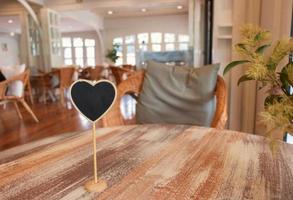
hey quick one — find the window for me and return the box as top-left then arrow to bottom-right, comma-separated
138,33 -> 148,51
125,35 -> 136,65
151,32 -> 162,52
85,39 -> 95,66
178,34 -> 189,50
61,37 -> 96,67
164,33 -> 175,51
62,38 -> 73,65
113,37 -> 123,65
112,33 -> 189,65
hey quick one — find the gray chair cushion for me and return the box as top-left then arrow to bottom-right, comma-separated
136,60 -> 220,126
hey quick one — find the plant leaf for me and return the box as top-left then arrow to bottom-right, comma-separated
255,44 -> 270,54
223,60 -> 250,75
254,33 -> 261,41
237,74 -> 253,86
235,43 -> 247,50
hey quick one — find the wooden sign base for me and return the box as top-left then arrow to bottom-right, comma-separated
85,179 -> 107,192
84,122 -> 108,192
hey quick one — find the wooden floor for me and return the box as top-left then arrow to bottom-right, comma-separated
0,94 -> 136,151
0,100 -> 92,151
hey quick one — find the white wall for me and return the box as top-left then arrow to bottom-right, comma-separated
0,33 -> 20,66
103,14 -> 189,50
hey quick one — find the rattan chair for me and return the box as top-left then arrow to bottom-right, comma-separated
102,70 -> 227,129
0,69 -> 39,122
54,67 -> 76,105
122,64 -> 135,70
110,66 -> 133,85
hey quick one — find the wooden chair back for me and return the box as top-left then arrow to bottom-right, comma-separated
89,65 -> 103,80
102,70 -> 227,129
110,66 -> 132,85
59,67 -> 76,88
122,64 -> 135,70
0,69 -> 29,99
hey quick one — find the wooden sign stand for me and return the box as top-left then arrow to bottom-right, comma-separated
69,80 -> 117,193
84,122 -> 107,192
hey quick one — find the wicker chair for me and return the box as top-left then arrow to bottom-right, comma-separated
0,69 -> 39,122
102,70 -> 227,129
122,64 -> 135,70
110,66 -> 133,85
53,67 -> 76,105
79,66 -> 104,80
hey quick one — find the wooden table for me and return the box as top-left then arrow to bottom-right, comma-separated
0,125 -> 292,199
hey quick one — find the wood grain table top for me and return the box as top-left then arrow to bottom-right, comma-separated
0,124 -> 292,200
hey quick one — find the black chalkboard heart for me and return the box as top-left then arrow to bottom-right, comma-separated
70,80 -> 117,122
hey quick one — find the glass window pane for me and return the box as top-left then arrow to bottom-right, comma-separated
64,59 -> 73,65
117,52 -> 123,57
138,33 -> 149,44
85,39 -> 95,46
164,33 -> 175,43
64,48 -> 72,58
179,43 -> 189,50
86,47 -> 95,58
152,44 -> 161,52
151,33 -> 162,43
113,37 -> 123,45
115,44 -> 123,53
116,57 -> 123,66
139,44 -> 148,51
126,45 -> 135,53
87,58 -> 95,66
62,37 -> 71,47
126,45 -> 135,65
165,43 -> 175,51
126,56 -> 135,65
73,38 -> 83,47
178,35 -> 189,42
125,35 -> 135,44
75,47 -> 83,58
76,58 -> 84,67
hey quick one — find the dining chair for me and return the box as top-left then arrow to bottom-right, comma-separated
0,69 -> 39,123
25,72 -> 34,104
102,70 -> 227,129
88,65 -> 104,80
122,64 -> 135,70
110,66 -> 133,85
54,67 -> 77,105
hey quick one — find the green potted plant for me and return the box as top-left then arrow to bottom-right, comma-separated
106,43 -> 120,64
224,24 -> 293,143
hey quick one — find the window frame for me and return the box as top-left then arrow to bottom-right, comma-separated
112,33 -> 190,65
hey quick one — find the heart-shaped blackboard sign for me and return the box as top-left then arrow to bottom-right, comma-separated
70,80 -> 117,122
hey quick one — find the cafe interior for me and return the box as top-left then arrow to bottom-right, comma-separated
0,0 -> 292,199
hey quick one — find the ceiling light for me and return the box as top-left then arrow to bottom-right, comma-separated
108,10 -> 113,15
10,32 -> 15,36
141,8 -> 147,12
177,5 -> 183,10
8,19 -> 13,24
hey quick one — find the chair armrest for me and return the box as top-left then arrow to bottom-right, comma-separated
0,70 -> 28,98
102,70 -> 145,127
211,76 -> 227,129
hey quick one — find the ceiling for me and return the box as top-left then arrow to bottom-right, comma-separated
45,0 -> 188,18
0,0 -> 189,34
0,15 -> 21,34
60,17 -> 94,32
0,15 -> 93,34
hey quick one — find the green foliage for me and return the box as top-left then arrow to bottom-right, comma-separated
255,44 -> 270,54
106,43 -> 120,63
223,60 -> 250,75
237,74 -> 253,86
224,24 -> 293,139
